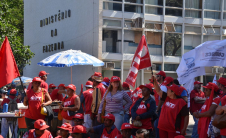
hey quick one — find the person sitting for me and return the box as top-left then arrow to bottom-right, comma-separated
55,123 -> 72,138
73,113 -> 84,126
115,123 -> 135,138
135,129 -> 150,138
71,125 -> 88,138
87,113 -> 120,138
22,119 -> 53,138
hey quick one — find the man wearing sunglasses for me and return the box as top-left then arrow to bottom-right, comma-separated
27,71 -> 49,91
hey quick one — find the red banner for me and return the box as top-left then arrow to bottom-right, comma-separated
125,35 -> 151,87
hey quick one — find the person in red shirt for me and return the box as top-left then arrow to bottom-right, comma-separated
115,123 -> 135,138
153,76 -> 189,138
193,82 -> 221,138
59,84 -> 80,126
49,83 -> 56,94
27,71 -> 49,91
80,81 -> 93,128
55,123 -> 72,138
71,125 -> 88,138
23,77 -> 52,130
22,119 -> 53,138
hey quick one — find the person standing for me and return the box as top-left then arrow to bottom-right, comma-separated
102,77 -> 110,89
27,71 -> 49,91
98,76 -> 132,130
48,83 -> 56,94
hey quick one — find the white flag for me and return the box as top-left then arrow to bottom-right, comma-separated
212,74 -> 217,84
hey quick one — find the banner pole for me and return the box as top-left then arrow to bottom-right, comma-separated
18,76 -> 25,94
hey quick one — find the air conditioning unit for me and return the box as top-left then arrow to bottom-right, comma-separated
132,17 -> 143,28
212,68 -> 225,73
103,62 -> 115,69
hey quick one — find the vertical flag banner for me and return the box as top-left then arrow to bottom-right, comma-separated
125,35 -> 151,87
0,37 -> 20,88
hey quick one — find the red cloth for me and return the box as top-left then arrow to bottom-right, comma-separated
27,129 -> 52,138
133,101 -> 152,129
82,88 -> 93,115
154,89 -> 159,106
61,94 -> 78,120
25,89 -> 47,120
130,87 -> 142,114
50,89 -> 63,113
27,81 -> 48,91
116,134 -> 135,138
158,97 -> 187,133
190,89 -> 205,113
1,96 -> 20,106
101,126 -> 121,138
55,136 -> 72,138
96,83 -> 106,98
220,95 -> 226,136
159,129 -> 179,138
0,36 -> 20,88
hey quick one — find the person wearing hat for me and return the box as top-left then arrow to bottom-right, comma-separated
22,119 -> 53,138
80,81 -> 93,128
59,84 -> 80,126
98,76 -> 132,130
131,83 -> 156,136
49,83 -> 56,94
88,113 -> 120,138
27,70 -> 49,91
102,77 -> 110,89
73,113 -> 84,126
71,125 -> 88,138
193,82 -> 221,138
153,76 -> 189,137
7,84 -> 18,96
115,123 -> 135,138
23,77 -> 52,130
55,123 -> 72,138
91,72 -> 106,126
1,89 -> 20,138
217,77 -> 226,97
189,81 -> 206,138
122,82 -> 133,123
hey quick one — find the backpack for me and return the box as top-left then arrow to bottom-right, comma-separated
7,97 -> 18,122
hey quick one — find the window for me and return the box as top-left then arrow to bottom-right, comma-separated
166,0 -> 183,7
185,26 -> 201,34
165,9 -> 182,17
203,35 -> 220,42
145,23 -> 162,30
203,26 -> 220,35
224,12 -> 226,19
204,11 -> 221,19
184,34 -> 201,53
164,64 -> 179,71
124,4 -> 143,13
103,2 -> 122,11
185,10 -> 202,18
102,29 -> 121,53
164,33 -> 182,56
146,32 -> 162,55
152,63 -> 162,70
145,6 -> 163,15
165,24 -> 182,33
125,0 -> 143,4
185,0 -> 202,9
124,18 -> 143,28
103,19 -> 121,27
204,0 -> 221,10
145,0 -> 163,6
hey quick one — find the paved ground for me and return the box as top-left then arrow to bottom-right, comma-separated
185,114 -> 195,138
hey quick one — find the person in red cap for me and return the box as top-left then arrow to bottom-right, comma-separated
102,77 -> 110,89
59,84 -> 80,126
189,80 -> 205,138
48,83 -> 56,94
1,89 -> 20,138
55,123 -> 72,138
115,123 -> 135,138
22,119 -> 53,138
131,83 -> 156,136
72,113 -> 84,126
88,113 -> 120,138
71,125 -> 88,138
91,72 -> 106,127
27,71 -> 49,91
193,82 -> 221,138
23,77 -> 52,130
217,77 -> 226,97
98,76 -> 132,130
153,76 -> 189,138
80,81 -> 93,128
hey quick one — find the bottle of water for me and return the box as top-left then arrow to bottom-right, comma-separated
3,103 -> 8,113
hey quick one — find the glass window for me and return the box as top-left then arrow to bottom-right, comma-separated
204,0 -> 221,10
204,11 -> 221,19
102,29 -> 121,53
145,6 -> 163,15
203,35 -> 220,42
223,27 -> 226,35
146,32 -> 162,56
124,5 -> 143,13
164,64 -> 179,71
165,8 -> 182,17
103,2 -> 122,11
124,18 -> 143,28
165,24 -> 182,33
145,23 -> 162,30
103,19 -> 121,27
185,0 -> 202,9
164,33 -> 182,56
184,34 -> 201,53
203,27 -> 220,35
125,0 -> 143,4
185,10 -> 202,18
104,0 -> 122,1
223,12 -> 226,19
224,0 -> 226,10
145,0 -> 163,5
152,63 -> 162,71
185,26 -> 201,34
166,0 -> 183,7
223,36 -> 226,40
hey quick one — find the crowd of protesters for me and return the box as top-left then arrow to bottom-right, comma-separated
0,70 -> 225,138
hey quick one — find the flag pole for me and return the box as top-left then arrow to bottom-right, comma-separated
18,76 -> 25,94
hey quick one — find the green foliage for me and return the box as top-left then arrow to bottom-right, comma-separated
164,33 -> 182,56
0,0 -> 34,74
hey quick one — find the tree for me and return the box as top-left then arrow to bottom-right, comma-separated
0,0 -> 34,74
164,33 -> 182,56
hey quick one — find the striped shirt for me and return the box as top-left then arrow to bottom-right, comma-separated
98,90 -> 132,113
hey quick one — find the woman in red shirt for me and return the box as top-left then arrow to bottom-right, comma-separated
153,76 -> 189,138
193,82 -> 221,138
23,77 -> 52,130
60,84 -> 80,126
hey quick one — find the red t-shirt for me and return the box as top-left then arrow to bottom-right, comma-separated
101,127 -> 121,138
23,129 -> 52,138
61,94 -> 78,120
50,89 -> 63,113
27,81 -> 48,91
158,97 -> 187,132
25,89 -> 47,120
116,135 -> 135,138
96,83 -> 106,98
83,88 -> 93,115
220,95 -> 226,136
190,89 -> 205,113
1,96 -> 20,106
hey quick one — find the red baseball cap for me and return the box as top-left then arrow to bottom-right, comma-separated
73,113 -> 84,120
202,82 -> 219,92
217,77 -> 226,87
10,89 -> 17,95
162,77 -> 174,86
49,84 -> 56,89
92,72 -> 103,82
122,82 -> 130,88
102,113 -> 115,122
58,84 -> 66,88
66,84 -> 76,91
32,77 -> 42,82
103,77 -> 110,83
34,119 -> 49,130
85,81 -> 93,88
167,84 -> 181,96
194,81 -> 203,85
139,83 -> 153,91
58,123 -> 72,133
156,71 -> 166,78
179,86 -> 187,95
121,123 -> 133,130
39,71 -> 49,77
110,76 -> 121,82
71,125 -> 86,134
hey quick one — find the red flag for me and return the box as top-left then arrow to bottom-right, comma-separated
0,36 -> 20,88
125,35 -> 151,87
